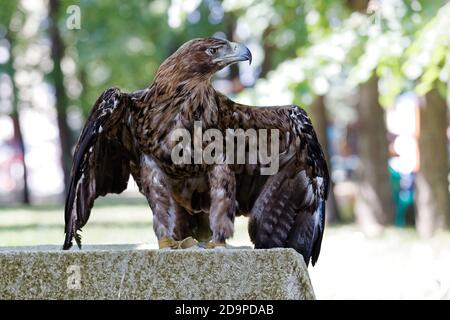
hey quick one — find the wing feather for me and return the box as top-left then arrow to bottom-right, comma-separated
63,88 -> 132,250
222,94 -> 329,266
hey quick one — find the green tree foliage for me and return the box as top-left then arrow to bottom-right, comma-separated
404,2 -> 450,97
60,0 -> 227,115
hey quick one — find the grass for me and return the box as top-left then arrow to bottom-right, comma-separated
0,194 -> 252,247
1,195 -> 449,299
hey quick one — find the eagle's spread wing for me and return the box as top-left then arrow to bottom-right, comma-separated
63,88 -> 133,250
249,154 -> 328,266
223,96 -> 329,266
252,107 -> 329,266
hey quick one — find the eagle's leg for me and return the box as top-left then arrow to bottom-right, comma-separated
207,164 -> 236,247
139,155 -> 189,249
173,204 -> 194,240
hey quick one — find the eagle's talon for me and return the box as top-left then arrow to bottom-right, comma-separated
206,241 -> 227,249
158,236 -> 199,249
158,236 -> 178,249
178,236 -> 199,249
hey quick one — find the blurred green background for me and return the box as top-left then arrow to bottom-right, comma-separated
0,0 -> 449,299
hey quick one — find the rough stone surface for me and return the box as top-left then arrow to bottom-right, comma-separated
0,245 -> 315,300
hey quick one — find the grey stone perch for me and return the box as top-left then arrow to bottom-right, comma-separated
0,245 -> 315,300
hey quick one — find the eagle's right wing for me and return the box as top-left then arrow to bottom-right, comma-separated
218,92 -> 329,266
247,106 -> 329,266
63,88 -> 134,250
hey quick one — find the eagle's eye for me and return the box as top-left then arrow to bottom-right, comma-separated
206,47 -> 219,56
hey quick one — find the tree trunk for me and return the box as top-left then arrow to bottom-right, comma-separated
225,13 -> 243,93
10,113 -> 30,204
260,26 -> 275,79
346,0 -> 369,13
5,32 -> 30,205
49,0 -> 72,195
415,87 -> 450,237
310,95 -> 341,223
78,67 -> 90,119
355,75 -> 394,234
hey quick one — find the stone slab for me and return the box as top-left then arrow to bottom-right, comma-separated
0,245 -> 315,300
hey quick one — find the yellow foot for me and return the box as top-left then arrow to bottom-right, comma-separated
158,236 -> 198,249
206,241 -> 227,249
178,236 -> 199,249
158,237 -> 178,249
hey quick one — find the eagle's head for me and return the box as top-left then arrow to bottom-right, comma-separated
155,37 -> 252,83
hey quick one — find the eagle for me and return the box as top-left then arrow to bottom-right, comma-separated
63,38 -> 329,266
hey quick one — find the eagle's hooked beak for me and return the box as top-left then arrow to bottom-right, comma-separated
214,41 -> 252,66
231,42 -> 252,65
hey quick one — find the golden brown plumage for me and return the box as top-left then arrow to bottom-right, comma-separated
63,38 -> 329,266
